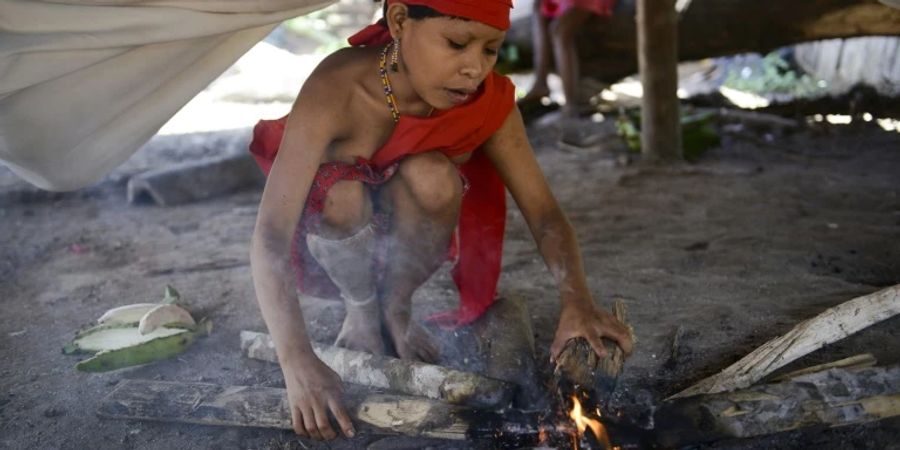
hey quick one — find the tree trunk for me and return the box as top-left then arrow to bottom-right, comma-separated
504,0 -> 900,83
637,0 -> 682,162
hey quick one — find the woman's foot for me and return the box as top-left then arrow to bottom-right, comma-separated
383,301 -> 440,363
334,303 -> 386,355
519,84 -> 551,105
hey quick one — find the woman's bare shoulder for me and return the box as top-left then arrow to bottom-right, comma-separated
303,47 -> 375,92
283,46 -> 380,149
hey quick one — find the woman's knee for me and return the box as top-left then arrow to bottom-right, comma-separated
398,152 -> 463,216
320,180 -> 372,235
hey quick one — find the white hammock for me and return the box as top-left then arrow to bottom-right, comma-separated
0,0 -> 336,191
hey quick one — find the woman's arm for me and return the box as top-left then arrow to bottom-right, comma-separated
482,106 -> 634,360
250,59 -> 354,440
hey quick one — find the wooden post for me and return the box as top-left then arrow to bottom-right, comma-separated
637,0 -> 683,162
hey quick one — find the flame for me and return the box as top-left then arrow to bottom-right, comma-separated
568,395 -> 616,449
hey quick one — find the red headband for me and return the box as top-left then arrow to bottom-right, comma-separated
348,0 -> 513,46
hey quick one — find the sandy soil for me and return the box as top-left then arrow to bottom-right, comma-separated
1,119 -> 898,449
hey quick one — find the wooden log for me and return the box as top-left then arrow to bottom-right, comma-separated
503,0 -> 900,83
637,0 -> 683,162
96,379 -> 553,444
669,285 -> 900,399
655,365 -> 900,446
97,379 -> 469,439
241,330 -> 515,408
473,295 -> 542,408
553,299 -> 630,400
126,152 -> 263,206
771,353 -> 877,382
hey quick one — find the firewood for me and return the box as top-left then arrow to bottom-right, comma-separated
97,379 -> 471,439
553,299 -> 630,399
655,365 -> 900,446
473,295 -> 542,407
240,331 -> 514,408
771,353 -> 877,382
669,285 -> 900,399
96,379 -> 554,444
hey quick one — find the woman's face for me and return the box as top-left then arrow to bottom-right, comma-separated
395,13 -> 505,110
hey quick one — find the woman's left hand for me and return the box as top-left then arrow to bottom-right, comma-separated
550,299 -> 634,362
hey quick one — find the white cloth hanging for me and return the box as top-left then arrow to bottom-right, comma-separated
0,0 -> 336,190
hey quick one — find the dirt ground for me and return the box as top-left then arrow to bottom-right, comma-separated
1,117 -> 899,449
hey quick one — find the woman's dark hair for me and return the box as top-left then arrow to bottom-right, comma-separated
382,2 -> 467,22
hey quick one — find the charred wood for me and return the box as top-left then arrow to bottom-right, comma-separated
473,295 -> 543,408
553,299 -> 630,402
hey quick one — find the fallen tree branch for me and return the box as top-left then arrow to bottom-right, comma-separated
656,365 -> 900,446
241,331 -> 514,408
669,284 -> 900,400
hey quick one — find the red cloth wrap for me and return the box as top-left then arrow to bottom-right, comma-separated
539,0 -> 617,18
348,0 -> 513,47
251,4 -> 516,325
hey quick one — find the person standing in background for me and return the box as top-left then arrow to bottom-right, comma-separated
519,0 -> 617,119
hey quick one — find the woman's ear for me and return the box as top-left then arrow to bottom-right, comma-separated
385,2 -> 409,39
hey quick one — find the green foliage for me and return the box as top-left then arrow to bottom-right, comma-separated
615,109 -> 721,162
495,43 -> 522,75
723,52 -> 824,98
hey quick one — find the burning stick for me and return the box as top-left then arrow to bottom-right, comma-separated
241,330 -> 515,408
552,299 -> 631,450
553,299 -> 630,400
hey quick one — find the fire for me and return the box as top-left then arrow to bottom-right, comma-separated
568,395 -> 618,450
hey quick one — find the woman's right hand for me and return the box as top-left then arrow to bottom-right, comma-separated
283,356 -> 356,440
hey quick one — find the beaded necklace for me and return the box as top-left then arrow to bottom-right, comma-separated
379,44 -> 401,123
378,43 -> 434,123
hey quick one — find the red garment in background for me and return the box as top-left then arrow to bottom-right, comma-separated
250,69 -> 515,327
540,0 -> 617,18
